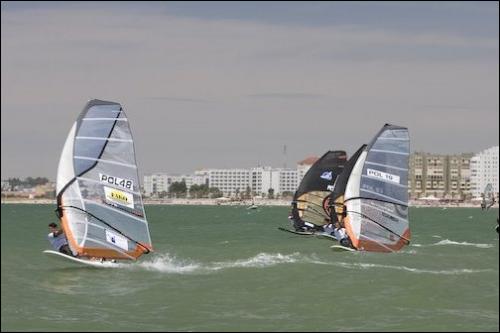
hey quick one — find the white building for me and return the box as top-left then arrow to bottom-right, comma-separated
143,173 -> 170,196
470,146 -> 499,198
144,156 -> 317,198
208,169 -> 251,197
144,172 -> 209,197
297,156 -> 319,185
208,167 -> 299,198
279,169 -> 299,195
251,167 -> 281,197
193,170 -> 209,187
1,180 -> 10,191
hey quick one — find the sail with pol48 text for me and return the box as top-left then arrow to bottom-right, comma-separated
54,99 -> 153,260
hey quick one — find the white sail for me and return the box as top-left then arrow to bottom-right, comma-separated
343,124 -> 410,252
56,100 -> 152,260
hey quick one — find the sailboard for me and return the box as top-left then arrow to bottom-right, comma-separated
278,227 -> 337,240
342,124 -> 411,253
481,183 -> 495,210
292,151 -> 348,229
247,198 -> 259,210
52,99 -> 153,262
330,245 -> 356,252
43,250 -> 119,268
278,227 -> 316,236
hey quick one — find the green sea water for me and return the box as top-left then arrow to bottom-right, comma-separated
1,204 -> 498,332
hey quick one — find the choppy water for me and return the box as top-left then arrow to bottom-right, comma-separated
1,204 -> 498,331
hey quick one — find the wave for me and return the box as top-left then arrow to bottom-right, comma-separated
410,239 -> 493,249
133,253 -> 203,273
210,252 -> 305,270
128,252 -> 321,274
432,239 -> 494,248
329,262 -> 493,275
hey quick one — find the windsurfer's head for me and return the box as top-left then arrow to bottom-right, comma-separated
48,222 -> 58,231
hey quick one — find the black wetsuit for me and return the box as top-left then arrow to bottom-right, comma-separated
291,207 -> 306,231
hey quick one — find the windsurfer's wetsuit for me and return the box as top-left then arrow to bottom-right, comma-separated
333,227 -> 353,248
290,204 -> 324,232
290,206 -> 307,231
47,231 -> 73,256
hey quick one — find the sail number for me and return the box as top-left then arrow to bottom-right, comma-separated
99,173 -> 134,190
367,168 -> 400,184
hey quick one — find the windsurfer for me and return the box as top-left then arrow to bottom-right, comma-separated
322,218 -> 335,235
47,222 -> 74,256
289,202 -> 307,231
289,202 -> 324,232
333,221 -> 353,248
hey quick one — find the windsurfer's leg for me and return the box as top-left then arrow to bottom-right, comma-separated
59,244 -> 73,256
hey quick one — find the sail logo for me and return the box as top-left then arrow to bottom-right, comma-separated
105,229 -> 128,251
99,173 -> 133,190
104,186 -> 134,208
367,168 -> 400,184
320,171 -> 333,180
327,185 -> 335,191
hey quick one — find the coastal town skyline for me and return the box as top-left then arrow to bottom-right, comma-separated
1,145 -> 498,182
2,2 -> 498,179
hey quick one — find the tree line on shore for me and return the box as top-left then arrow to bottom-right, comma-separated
151,181 -> 294,199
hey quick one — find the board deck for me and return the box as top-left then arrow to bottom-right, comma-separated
43,250 -> 121,268
278,227 -> 338,241
316,232 -> 337,241
330,245 -> 356,252
277,227 -> 316,235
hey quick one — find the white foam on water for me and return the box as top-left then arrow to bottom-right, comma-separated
132,253 -> 202,273
209,252 -> 306,270
329,262 -> 493,275
130,252 -> 323,274
410,239 -> 493,248
432,239 -> 494,248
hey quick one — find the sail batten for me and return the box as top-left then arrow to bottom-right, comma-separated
56,99 -> 152,260
370,149 -> 409,156
364,161 -> 408,172
74,156 -> 138,169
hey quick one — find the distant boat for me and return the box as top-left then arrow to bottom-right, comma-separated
51,99 -> 153,262
481,183 -> 495,210
291,150 -> 347,229
247,198 -> 258,209
338,124 -> 411,252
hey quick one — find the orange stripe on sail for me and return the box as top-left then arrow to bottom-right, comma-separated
357,228 -> 411,253
60,208 -> 83,254
75,246 -> 148,260
343,215 -> 359,249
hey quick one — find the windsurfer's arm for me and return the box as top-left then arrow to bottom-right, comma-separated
53,229 -> 64,237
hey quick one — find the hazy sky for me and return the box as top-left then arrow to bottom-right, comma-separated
1,1 -> 499,180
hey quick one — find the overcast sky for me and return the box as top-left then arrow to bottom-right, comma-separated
1,1 -> 498,180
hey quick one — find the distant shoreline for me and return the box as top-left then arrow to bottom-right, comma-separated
1,198 -> 497,208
